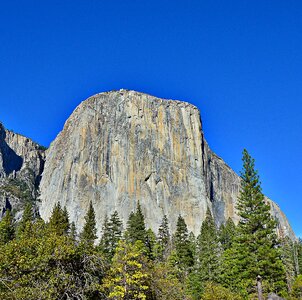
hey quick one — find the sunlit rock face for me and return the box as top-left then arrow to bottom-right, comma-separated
39,90 -> 295,238
0,123 -> 46,218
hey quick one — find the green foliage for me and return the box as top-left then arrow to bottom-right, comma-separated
173,215 -> 194,269
148,261 -> 188,300
125,201 -> 147,244
17,202 -> 34,237
297,238 -> 302,275
0,217 -> 105,299
201,282 -> 243,300
80,201 -> 97,246
219,218 -> 236,251
281,236 -> 297,291
48,202 -> 70,236
102,240 -> 149,299
291,275 -> 302,299
157,214 -> 171,260
99,211 -> 123,259
221,149 -> 287,296
187,210 -> 221,299
0,210 -> 15,245
197,208 -> 220,282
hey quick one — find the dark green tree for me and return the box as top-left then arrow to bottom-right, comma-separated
219,218 -> 236,251
280,236 -> 298,291
145,228 -> 157,260
223,149 -> 287,296
70,221 -> 77,242
125,201 -> 146,244
297,238 -> 302,275
173,215 -> 194,269
157,214 -> 171,260
0,210 -> 15,244
197,208 -> 221,282
48,203 -> 70,235
80,201 -> 97,245
16,202 -> 34,237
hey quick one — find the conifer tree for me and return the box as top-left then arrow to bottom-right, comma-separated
125,201 -> 146,244
219,218 -> 236,251
224,149 -> 287,295
99,214 -> 110,256
173,215 -> 194,269
281,236 -> 297,291
197,208 -> 220,282
102,240 -> 149,299
16,202 -> 34,237
157,214 -> 171,260
70,221 -> 77,242
48,203 -> 70,235
108,210 -> 123,255
0,210 -> 15,244
80,201 -> 97,245
145,228 -> 157,260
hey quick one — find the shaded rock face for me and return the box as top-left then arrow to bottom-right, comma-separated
39,90 -> 294,238
0,123 -> 46,218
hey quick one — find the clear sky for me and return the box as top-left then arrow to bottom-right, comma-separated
0,1 -> 301,235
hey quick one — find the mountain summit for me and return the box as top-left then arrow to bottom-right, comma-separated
35,90 -> 294,238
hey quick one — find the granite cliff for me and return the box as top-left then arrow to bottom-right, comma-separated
37,90 -> 294,238
0,123 -> 46,219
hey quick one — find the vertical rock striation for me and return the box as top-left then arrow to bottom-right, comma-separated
38,90 -> 294,238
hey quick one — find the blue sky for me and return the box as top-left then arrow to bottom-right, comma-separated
0,1 -> 301,235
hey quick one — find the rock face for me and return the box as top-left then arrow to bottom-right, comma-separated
39,90 -> 294,238
0,123 -> 46,218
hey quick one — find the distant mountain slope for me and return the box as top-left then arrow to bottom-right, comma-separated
0,123 -> 46,218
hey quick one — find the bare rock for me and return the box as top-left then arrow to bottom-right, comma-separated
38,90 -> 295,238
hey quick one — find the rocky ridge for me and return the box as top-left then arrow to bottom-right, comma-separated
0,123 -> 46,218
37,90 -> 294,239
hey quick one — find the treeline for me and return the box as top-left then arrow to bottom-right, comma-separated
0,150 -> 301,299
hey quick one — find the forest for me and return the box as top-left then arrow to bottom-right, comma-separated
0,150 -> 301,300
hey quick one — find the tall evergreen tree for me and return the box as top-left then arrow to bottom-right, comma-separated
125,201 -> 146,244
48,203 -> 70,235
80,201 -> 97,245
173,215 -> 194,269
70,221 -> 77,242
0,210 -> 15,244
16,202 -> 34,237
223,149 -> 287,295
157,214 -> 171,260
219,218 -> 236,251
280,236 -> 297,291
197,208 -> 220,282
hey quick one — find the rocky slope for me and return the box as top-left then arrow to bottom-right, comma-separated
39,90 -> 294,238
0,123 -> 46,218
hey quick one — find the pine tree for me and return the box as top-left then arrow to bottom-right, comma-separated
107,210 -> 123,256
173,215 -> 194,269
48,203 -> 70,235
125,201 -> 146,244
219,218 -> 236,251
80,201 -> 97,245
297,239 -> 302,275
16,202 -> 34,237
280,236 -> 297,291
70,221 -> 77,242
102,240 -> 149,299
157,214 -> 171,260
0,210 -> 15,244
224,149 -> 287,295
99,214 -> 112,258
197,208 -> 220,282
145,228 -> 157,260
